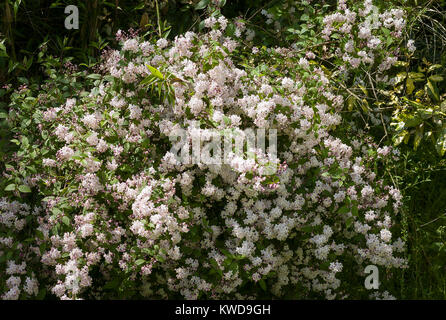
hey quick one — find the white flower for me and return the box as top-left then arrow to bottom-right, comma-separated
358,26 -> 372,39
344,40 -> 354,53
189,96 -> 204,116
82,114 -> 101,129
407,39 -> 416,53
86,132 -> 99,146
156,38 -> 168,49
380,229 -> 392,242
57,146 -> 74,161
298,57 -> 310,70
329,261 -> 343,273
122,39 -> 139,53
281,77 -> 294,90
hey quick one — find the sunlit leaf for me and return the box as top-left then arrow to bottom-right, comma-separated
393,130 -> 408,146
18,185 -> 31,193
195,0 -> 210,10
429,75 -> 444,82
146,65 -> 164,80
426,80 -> 440,102
435,127 -> 446,156
347,96 -> 355,111
406,78 -> 415,95
4,184 -> 16,191
428,64 -> 443,72
408,72 -> 425,81
414,124 -> 424,150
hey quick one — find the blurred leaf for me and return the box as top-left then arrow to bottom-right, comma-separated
393,130 -> 409,146
5,184 -> 16,191
146,65 -> 164,80
259,279 -> 267,291
337,205 -> 350,214
408,72 -> 425,81
347,96 -> 355,111
436,126 -> 446,156
135,259 -> 145,266
426,80 -> 440,102
429,75 -> 444,82
414,124 -> 424,150
428,64 -> 443,72
18,185 -> 31,193
406,78 -> 415,95
195,0 -> 210,10
140,12 -> 149,29
62,216 -> 70,226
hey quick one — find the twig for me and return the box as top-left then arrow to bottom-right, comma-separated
420,213 -> 446,228
155,0 -> 162,38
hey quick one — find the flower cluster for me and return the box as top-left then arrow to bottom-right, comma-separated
2,0 -> 408,300
322,0 -> 412,83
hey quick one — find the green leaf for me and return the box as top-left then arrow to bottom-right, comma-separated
104,278 -> 121,289
62,216 -> 70,226
133,3 -> 145,10
259,279 -> 267,291
381,27 -> 390,36
406,78 -> 415,95
223,116 -> 231,126
414,124 -> 424,150
429,75 -> 444,82
337,205 -> 350,214
402,97 -> 424,109
404,114 -> 423,127
36,288 -> 46,300
393,130 -> 409,146
351,203 -> 358,217
347,96 -> 355,111
346,217 -> 354,228
395,61 -> 409,67
0,40 -> 7,57
156,254 -> 166,263
146,65 -> 164,80
408,72 -> 425,81
435,127 -> 446,156
426,80 -> 440,102
18,185 -> 31,193
441,100 -> 446,113
4,184 -> 16,191
86,74 -> 102,80
51,207 -> 62,216
301,14 -> 309,21
140,75 -> 156,86
135,259 -> 145,266
195,0 -> 210,9
320,261 -> 330,270
428,64 -> 443,72
358,84 -> 368,97
36,230 -> 44,240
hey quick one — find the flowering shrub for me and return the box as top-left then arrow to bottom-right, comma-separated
1,1 -> 410,300
323,0 -> 408,76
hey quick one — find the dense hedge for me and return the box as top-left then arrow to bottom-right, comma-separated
1,0 -> 446,299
